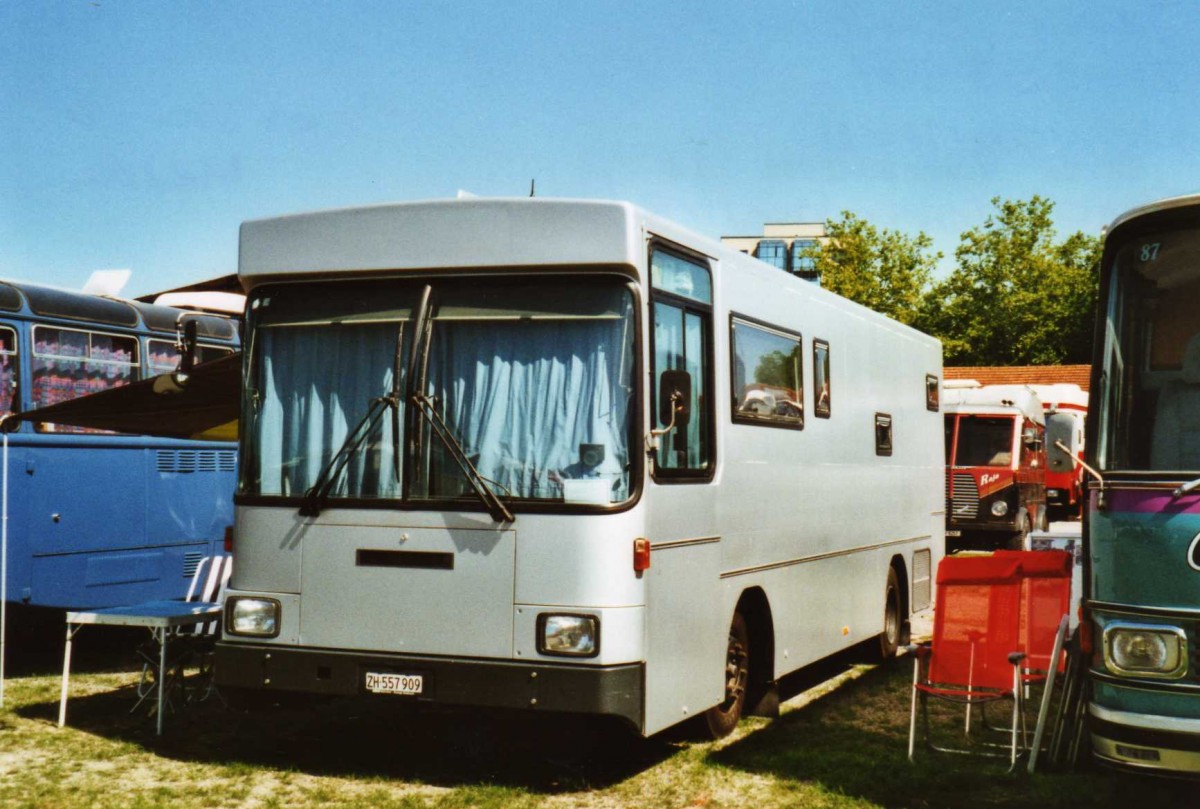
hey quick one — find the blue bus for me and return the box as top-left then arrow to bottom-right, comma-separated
0,280 -> 239,609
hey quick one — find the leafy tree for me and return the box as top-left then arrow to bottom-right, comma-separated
753,346 -> 803,389
797,212 -> 941,327
918,196 -> 1101,366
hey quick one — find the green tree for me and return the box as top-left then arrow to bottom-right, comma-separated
753,346 -> 803,389
798,212 -> 942,327
918,196 -> 1101,366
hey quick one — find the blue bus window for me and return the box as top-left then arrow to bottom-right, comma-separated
0,327 -> 15,417
32,325 -> 138,433
147,338 -> 233,376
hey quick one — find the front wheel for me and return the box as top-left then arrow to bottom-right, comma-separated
703,612 -> 749,739
1008,512 -> 1031,550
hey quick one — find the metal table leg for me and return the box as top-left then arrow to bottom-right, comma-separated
157,628 -> 167,736
58,622 -> 82,728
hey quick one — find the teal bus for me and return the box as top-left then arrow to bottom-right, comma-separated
1087,194 -> 1200,774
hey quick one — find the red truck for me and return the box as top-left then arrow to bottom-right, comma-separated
943,382 -> 1048,553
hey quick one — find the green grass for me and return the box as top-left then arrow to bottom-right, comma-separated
0,649 -> 1194,809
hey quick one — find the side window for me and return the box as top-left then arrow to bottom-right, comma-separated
0,326 -> 17,418
147,337 -> 234,376
813,339 -> 831,418
875,412 -> 894,456
650,248 -> 713,477
730,316 -> 803,428
926,374 -> 940,411
32,326 -> 138,433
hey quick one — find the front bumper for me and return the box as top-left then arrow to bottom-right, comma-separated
214,641 -> 645,731
1090,703 -> 1200,776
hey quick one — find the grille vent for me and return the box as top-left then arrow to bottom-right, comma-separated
157,450 -> 236,474
949,473 -> 979,520
182,552 -> 204,579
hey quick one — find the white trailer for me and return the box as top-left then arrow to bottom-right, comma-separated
1029,383 -> 1088,519
215,198 -> 944,737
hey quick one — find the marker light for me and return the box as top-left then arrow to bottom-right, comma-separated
634,538 -> 651,572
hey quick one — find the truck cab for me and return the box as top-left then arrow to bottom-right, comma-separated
943,381 -> 1047,553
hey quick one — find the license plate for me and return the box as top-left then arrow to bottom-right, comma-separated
364,671 -> 424,696
945,530 -> 961,537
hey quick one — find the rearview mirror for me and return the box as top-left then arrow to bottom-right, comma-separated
176,318 -> 199,375
658,370 -> 692,430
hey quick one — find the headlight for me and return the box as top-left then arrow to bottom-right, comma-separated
1103,624 -> 1187,679
538,613 -> 599,657
991,500 -> 1009,517
226,597 -> 281,638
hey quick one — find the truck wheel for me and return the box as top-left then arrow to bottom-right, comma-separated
703,611 -> 749,739
1009,512 -> 1031,550
878,567 -> 901,660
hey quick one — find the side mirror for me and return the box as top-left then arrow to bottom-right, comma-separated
658,370 -> 692,430
176,318 -> 199,375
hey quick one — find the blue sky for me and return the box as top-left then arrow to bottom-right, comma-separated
3,1 -> 1199,297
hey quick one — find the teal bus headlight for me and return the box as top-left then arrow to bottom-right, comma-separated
226,597 -> 281,638
537,613 -> 599,657
1103,623 -> 1187,679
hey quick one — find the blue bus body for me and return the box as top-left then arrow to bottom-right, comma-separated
0,280 -> 239,609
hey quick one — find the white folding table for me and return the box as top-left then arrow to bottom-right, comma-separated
59,599 -> 222,736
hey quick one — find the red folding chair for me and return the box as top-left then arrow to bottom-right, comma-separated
908,551 -> 1072,769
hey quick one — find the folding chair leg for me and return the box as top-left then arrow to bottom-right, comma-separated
1010,664 -> 1021,771
908,656 -> 920,761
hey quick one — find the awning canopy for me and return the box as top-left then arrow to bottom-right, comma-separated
1,353 -> 241,441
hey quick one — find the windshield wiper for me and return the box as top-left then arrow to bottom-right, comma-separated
410,393 -> 514,523
404,283 -> 513,523
299,395 -> 399,517
299,320 -> 408,518
1174,477 -> 1200,499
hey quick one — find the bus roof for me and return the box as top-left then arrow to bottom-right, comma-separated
239,198 -> 646,283
237,196 -> 942,351
0,279 -> 238,340
1106,193 -> 1200,237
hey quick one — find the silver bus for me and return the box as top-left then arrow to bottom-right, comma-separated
214,198 -> 944,737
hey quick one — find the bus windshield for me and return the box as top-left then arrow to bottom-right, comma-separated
950,415 -> 1014,467
242,277 -> 636,507
1096,223 -> 1200,471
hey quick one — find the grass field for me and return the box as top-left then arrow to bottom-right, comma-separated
0,623 -> 1193,809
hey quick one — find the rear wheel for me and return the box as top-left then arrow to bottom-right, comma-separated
878,567 -> 901,660
703,612 -> 749,739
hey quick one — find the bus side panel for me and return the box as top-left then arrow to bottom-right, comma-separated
643,538 -> 724,736
21,442 -> 152,608
144,446 -> 235,556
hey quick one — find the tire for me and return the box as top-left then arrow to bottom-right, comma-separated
1008,512 -> 1031,550
878,567 -> 901,660
703,611 -> 749,739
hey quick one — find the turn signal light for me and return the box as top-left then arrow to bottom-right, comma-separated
1079,614 -> 1093,655
633,538 -> 651,572
224,525 -> 234,554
